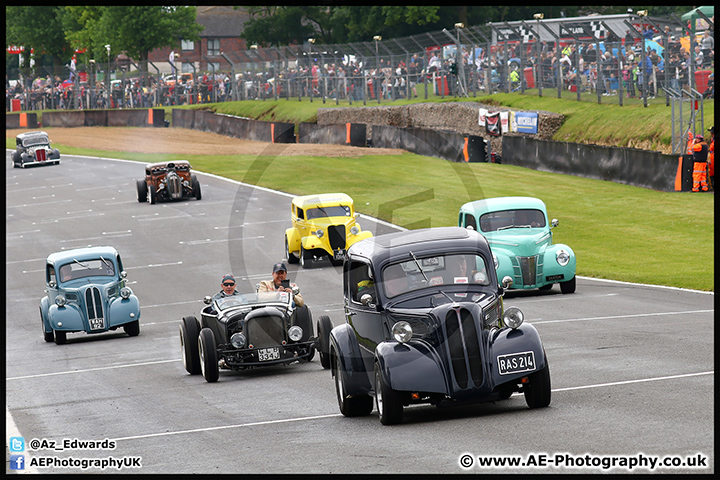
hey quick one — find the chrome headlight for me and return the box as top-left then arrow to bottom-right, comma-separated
288,325 -> 303,342
556,249 -> 570,267
314,229 -> 324,238
493,253 -> 499,270
55,295 -> 67,307
230,332 -> 246,348
350,225 -> 360,235
120,287 -> 132,299
391,321 -> 412,343
503,307 -> 524,329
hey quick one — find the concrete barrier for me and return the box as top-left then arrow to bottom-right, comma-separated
502,136 -> 679,192
107,109 -> 151,127
84,110 -> 108,127
297,123 -> 366,146
44,111 -> 85,127
373,125 -> 486,163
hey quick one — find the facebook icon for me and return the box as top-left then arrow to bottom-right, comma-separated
10,454 -> 25,470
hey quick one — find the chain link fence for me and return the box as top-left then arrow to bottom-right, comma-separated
7,15 -> 713,113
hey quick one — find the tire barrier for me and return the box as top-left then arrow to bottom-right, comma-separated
372,125 -> 487,163
40,109 -> 164,128
5,112 -> 38,129
297,123 -> 366,147
502,136 -> 680,192
171,108 -> 295,143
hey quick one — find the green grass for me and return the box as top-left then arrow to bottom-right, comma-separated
8,91 -> 714,291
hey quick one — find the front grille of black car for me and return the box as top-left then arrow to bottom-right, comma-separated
246,315 -> 285,348
444,308 -> 483,389
514,255 -> 541,286
166,172 -> 182,199
85,287 -> 105,331
328,225 -> 346,250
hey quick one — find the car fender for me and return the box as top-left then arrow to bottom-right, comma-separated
40,296 -> 52,331
48,304 -> 85,331
489,246 -> 515,283
488,323 -> 548,386
347,230 -> 373,248
301,234 -> 331,255
329,323 -> 372,394
285,227 -> 301,254
107,294 -> 141,327
375,341 -> 448,394
542,244 -> 576,279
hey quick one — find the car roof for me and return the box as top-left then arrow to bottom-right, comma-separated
460,196 -> 547,215
17,131 -> 49,138
292,193 -> 354,209
146,160 -> 191,169
46,246 -> 119,265
348,227 -> 490,266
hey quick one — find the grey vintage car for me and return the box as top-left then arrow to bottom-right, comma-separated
327,227 -> 551,425
12,131 -> 61,168
40,246 -> 141,345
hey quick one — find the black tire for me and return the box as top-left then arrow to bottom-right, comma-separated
334,352 -> 373,417
560,275 -> 576,294
180,316 -> 201,375
136,180 -> 148,202
375,362 -> 403,425
524,360 -> 551,409
198,328 -> 219,382
123,320 -> 140,337
192,176 -> 202,200
41,308 -> 54,343
318,315 -> 333,369
538,283 -> 553,291
54,330 -> 67,345
148,184 -> 157,204
293,305 -> 313,342
286,237 -> 299,264
300,245 -> 311,269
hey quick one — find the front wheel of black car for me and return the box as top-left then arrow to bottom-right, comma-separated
192,176 -> 202,200
560,276 -> 576,294
124,320 -> 140,337
318,315 -> 333,369
136,180 -> 147,202
334,353 -> 373,417
524,361 -> 551,409
198,328 -> 219,383
180,316 -> 201,375
375,362 -> 404,425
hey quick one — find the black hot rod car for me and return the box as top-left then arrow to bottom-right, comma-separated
180,289 -> 317,382
137,160 -> 201,204
328,226 -> 551,425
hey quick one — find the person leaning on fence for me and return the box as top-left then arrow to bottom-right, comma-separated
691,135 -> 710,192
700,31 -> 714,67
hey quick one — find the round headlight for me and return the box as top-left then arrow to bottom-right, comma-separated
392,321 -> 413,343
230,333 -> 246,348
493,253 -> 499,270
556,249 -> 570,267
120,287 -> 132,299
288,325 -> 303,342
350,225 -> 360,235
503,307 -> 524,329
55,295 -> 66,307
314,229 -> 324,238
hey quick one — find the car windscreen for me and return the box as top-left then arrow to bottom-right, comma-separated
306,205 -> 351,220
479,209 -> 546,232
215,291 -> 291,310
381,253 -> 491,298
22,135 -> 49,147
59,258 -> 115,282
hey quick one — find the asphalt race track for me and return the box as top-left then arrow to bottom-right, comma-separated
6,153 -> 714,474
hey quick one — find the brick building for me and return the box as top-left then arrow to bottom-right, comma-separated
148,6 -> 250,75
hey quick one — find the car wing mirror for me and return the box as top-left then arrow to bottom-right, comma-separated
360,293 -> 376,309
500,276 -> 513,296
120,271 -> 127,279
203,295 -> 213,305
551,219 -> 559,228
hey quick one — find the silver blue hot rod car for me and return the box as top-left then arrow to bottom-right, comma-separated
40,246 -> 141,345
328,227 -> 551,425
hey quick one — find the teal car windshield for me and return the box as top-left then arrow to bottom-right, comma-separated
479,209 -> 546,232
381,253 -> 491,298
59,258 -> 115,282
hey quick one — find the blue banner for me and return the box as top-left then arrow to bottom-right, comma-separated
515,112 -> 538,134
